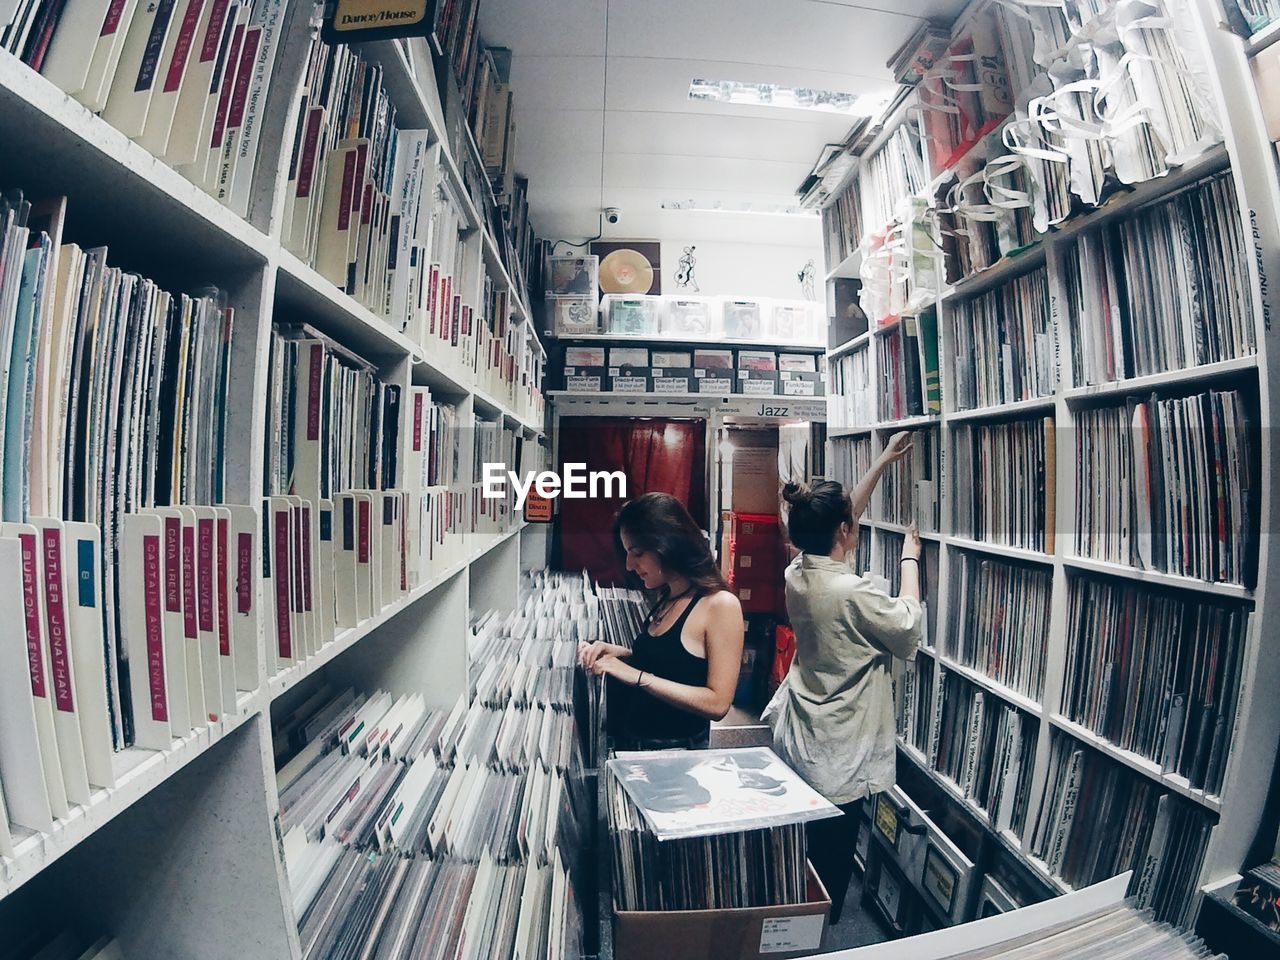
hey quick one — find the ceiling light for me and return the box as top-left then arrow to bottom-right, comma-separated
689,78 -> 892,117
660,200 -> 818,217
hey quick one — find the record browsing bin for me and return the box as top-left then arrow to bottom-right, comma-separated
613,863 -> 832,960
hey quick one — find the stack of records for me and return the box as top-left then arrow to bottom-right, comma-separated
607,747 -> 838,911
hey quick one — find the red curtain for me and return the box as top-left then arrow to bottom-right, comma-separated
554,417 -> 707,585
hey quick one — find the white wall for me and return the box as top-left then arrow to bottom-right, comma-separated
657,240 -> 824,300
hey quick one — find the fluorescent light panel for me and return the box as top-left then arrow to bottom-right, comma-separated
688,78 -> 891,116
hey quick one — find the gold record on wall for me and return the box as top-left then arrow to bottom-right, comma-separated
598,248 -> 656,294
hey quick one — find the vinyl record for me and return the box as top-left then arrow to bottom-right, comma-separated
599,249 -> 655,294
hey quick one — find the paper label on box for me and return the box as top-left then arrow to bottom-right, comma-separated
650,368 -> 664,377
612,376 -> 648,394
698,378 -> 733,393
783,380 -> 816,396
759,915 -> 825,953
693,369 -> 706,378
742,380 -> 775,396
653,378 -> 688,394
566,375 -> 602,392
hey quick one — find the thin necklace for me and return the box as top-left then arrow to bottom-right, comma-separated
656,584 -> 695,622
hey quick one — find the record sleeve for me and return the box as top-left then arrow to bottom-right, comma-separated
607,747 -> 838,840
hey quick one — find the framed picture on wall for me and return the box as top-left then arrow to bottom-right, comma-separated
590,240 -> 662,296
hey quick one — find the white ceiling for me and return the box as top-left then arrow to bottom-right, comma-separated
477,0 -> 968,248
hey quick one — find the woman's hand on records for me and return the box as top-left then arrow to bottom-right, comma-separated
902,523 -> 923,561
578,640 -> 631,669
589,653 -> 640,685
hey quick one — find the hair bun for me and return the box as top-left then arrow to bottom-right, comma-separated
781,481 -> 811,506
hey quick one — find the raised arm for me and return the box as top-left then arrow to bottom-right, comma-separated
850,431 -> 913,523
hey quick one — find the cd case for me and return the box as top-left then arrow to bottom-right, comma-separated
608,747 -> 839,840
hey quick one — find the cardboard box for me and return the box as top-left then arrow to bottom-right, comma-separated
695,373 -> 734,394
736,369 -> 779,396
609,346 -> 650,367
732,574 -> 783,614
608,372 -> 651,393
778,371 -> 825,397
563,366 -> 605,392
651,366 -> 697,394
727,445 -> 779,515
614,863 -> 830,960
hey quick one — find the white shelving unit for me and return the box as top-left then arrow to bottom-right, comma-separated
820,0 -> 1280,928
0,10 -> 549,954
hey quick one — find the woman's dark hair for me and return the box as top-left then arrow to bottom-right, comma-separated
614,492 -> 729,595
782,480 -> 853,554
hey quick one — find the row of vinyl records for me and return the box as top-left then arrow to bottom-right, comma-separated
273,572 -> 592,960
0,471 -> 517,846
831,379 -> 1258,588
832,168 -> 1256,435
0,0 -> 545,395
830,479 -> 1249,798
897,660 -> 1217,926
262,329 -> 532,502
822,0 -> 1223,294
0,236 -> 535,853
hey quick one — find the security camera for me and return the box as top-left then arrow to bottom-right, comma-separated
604,207 -> 621,225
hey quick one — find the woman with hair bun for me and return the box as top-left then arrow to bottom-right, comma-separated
763,431 -> 924,922
578,492 -> 744,751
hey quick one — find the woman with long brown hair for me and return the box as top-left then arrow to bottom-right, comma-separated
579,492 -> 744,751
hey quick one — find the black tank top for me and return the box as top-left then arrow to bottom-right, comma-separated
611,592 -> 710,745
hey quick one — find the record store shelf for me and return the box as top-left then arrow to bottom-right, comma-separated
0,9 -> 545,915
0,691 -> 260,898
1061,354 -> 1260,404
944,396 -> 1057,424
1060,555 -> 1254,601
552,333 -> 828,353
822,0 -> 1280,924
0,45 -> 546,433
828,329 -> 874,360
947,536 -> 1054,567
0,51 -> 266,274
0,521 -> 528,901
897,742 -> 1069,897
1047,714 -> 1224,813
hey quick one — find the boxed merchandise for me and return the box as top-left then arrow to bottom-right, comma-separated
694,349 -> 734,370
777,353 -> 817,372
722,298 -> 765,339
694,371 -> 734,394
652,350 -> 692,367
662,295 -> 722,337
550,296 -> 599,335
608,371 -> 651,393
562,365 -> 606,392
613,865 -> 830,960
768,300 -> 818,342
603,294 -> 661,335
736,370 -> 779,396
651,367 -> 697,394
609,347 -> 650,369
546,255 -> 599,297
737,351 -> 777,371
727,441 -> 779,515
729,513 -> 783,580
778,370 -> 825,397
565,346 -> 606,367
